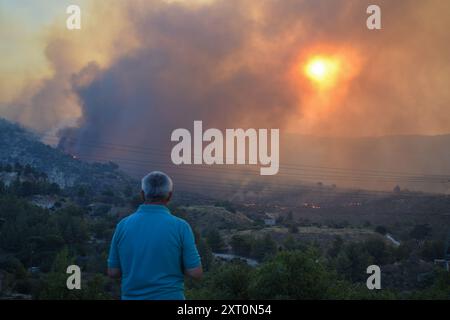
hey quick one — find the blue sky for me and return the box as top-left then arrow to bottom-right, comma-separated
0,0 -> 85,102
0,0 -> 81,28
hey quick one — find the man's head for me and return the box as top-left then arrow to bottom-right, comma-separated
141,171 -> 173,204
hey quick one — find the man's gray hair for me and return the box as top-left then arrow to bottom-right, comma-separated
141,171 -> 173,201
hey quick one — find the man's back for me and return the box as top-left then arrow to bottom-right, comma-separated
108,204 -> 200,300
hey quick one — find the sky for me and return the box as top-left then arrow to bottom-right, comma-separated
1,0 -> 450,191
1,0 -> 450,138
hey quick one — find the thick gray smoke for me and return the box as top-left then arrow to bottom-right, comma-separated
59,0 -> 306,164
4,0 -> 449,192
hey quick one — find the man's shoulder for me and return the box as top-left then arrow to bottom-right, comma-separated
115,212 -> 135,229
168,212 -> 192,230
116,207 -> 192,231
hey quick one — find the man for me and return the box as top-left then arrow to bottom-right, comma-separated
107,171 -> 202,300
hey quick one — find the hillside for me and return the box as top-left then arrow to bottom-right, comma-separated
176,205 -> 254,232
0,118 -> 136,194
281,133 -> 450,193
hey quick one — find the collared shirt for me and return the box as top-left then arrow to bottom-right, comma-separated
107,204 -> 201,300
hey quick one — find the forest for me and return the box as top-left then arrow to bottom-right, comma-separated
0,163 -> 449,300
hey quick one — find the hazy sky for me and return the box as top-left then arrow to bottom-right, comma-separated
1,0 -> 450,140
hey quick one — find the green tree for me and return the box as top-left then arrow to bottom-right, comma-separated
410,270 -> 450,299
81,274 -> 112,299
328,236 -> 344,258
209,262 -> 253,299
282,235 -> 298,251
335,243 -> 373,282
251,234 -> 277,261
230,234 -> 253,257
375,225 -> 387,235
364,237 -> 392,265
37,247 -> 79,299
197,237 -> 214,271
420,240 -> 445,261
206,229 -> 226,253
410,224 -> 432,240
288,224 -> 299,234
249,250 -> 333,299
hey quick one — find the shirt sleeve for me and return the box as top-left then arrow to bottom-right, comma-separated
107,225 -> 121,269
181,221 -> 201,270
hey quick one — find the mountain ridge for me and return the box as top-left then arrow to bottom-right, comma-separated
0,118 -> 135,194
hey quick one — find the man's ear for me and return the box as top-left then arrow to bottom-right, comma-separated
167,191 -> 173,202
140,190 -> 145,202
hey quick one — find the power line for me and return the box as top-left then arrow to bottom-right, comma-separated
42,134 -> 450,180
76,152 -> 450,185
76,153 -> 443,200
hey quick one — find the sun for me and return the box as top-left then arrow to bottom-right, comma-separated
307,60 -> 327,80
304,56 -> 340,87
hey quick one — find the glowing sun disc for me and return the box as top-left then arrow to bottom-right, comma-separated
304,56 -> 340,86
308,60 -> 327,79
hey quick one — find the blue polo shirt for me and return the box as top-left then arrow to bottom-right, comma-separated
107,204 -> 201,300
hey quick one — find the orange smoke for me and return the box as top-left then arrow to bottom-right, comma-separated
287,44 -> 363,134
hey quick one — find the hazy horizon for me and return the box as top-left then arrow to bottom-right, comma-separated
1,0 -> 450,193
